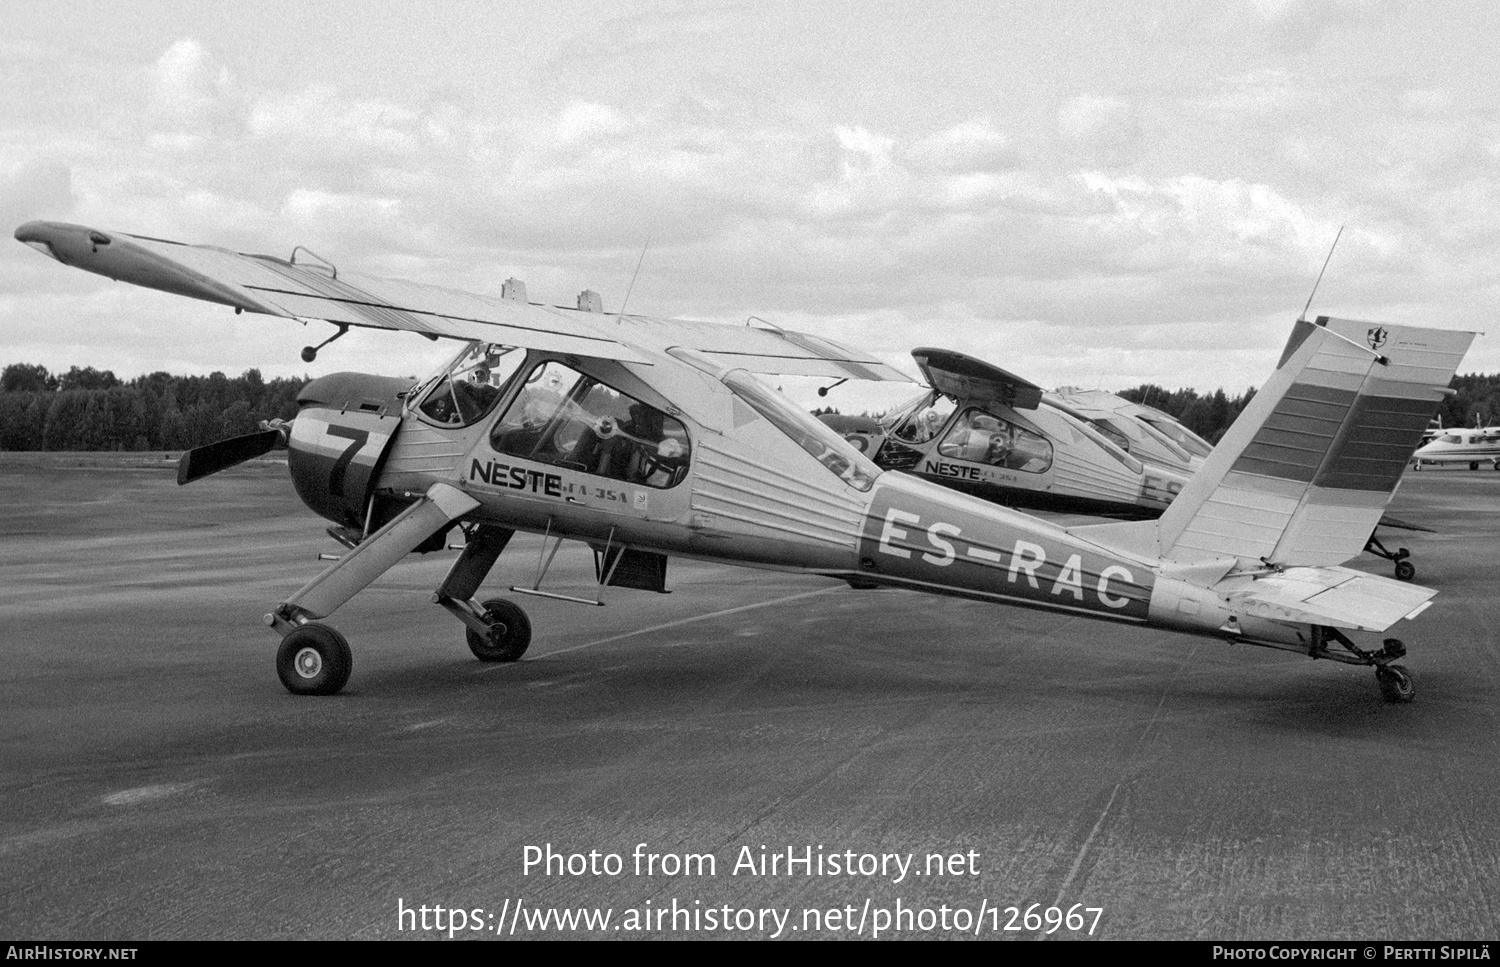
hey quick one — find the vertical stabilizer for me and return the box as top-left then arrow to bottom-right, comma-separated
1076,318 -> 1474,568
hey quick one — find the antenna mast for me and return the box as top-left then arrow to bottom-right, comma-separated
1300,225 -> 1344,322
617,237 -> 651,322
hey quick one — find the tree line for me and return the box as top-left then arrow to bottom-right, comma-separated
0,363 -> 305,452
1115,385 -> 1257,444
1118,373 -> 1500,444
3,361 -> 1499,452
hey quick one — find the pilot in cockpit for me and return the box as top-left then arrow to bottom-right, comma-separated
617,403 -> 687,485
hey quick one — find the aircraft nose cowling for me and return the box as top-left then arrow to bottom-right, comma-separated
287,372 -> 414,527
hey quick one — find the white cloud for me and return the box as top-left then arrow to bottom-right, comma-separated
554,102 -> 629,145
1,158 -> 74,226
906,121 -> 1018,174
150,39 -> 242,129
6,9 -> 1500,389
1057,95 -> 1140,167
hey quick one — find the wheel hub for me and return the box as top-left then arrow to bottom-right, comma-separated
293,646 -> 323,679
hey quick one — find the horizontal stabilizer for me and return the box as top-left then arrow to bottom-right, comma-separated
1214,566 -> 1436,632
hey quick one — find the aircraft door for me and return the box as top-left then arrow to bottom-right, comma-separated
472,359 -> 694,522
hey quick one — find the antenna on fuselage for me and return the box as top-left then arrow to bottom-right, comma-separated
616,237 -> 651,322
1300,224 -> 1344,322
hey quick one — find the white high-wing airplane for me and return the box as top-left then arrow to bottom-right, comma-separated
1411,426 -> 1500,470
825,350 -> 1196,517
1048,387 -> 1213,468
14,220 -> 1475,703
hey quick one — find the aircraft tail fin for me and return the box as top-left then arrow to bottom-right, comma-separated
1075,317 -> 1473,569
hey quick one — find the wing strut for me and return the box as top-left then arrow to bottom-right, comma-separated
508,520 -> 625,606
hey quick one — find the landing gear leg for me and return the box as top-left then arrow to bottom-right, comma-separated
1312,627 -> 1415,703
1364,531 -> 1415,581
432,524 -> 531,662
264,483 -> 483,695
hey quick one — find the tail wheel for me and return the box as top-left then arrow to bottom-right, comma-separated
276,623 -> 352,696
467,598 -> 531,662
1376,663 -> 1415,703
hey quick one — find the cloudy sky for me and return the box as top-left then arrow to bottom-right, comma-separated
4,0 -> 1498,407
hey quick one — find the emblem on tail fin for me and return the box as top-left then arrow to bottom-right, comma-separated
1367,326 -> 1388,350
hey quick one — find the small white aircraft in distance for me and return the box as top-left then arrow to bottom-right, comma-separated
1410,426 -> 1500,471
15,220 -> 1476,703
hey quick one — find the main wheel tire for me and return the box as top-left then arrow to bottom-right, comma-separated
1471,461 -> 1480,471
1394,559 -> 1416,582
467,598 -> 531,662
276,623 -> 353,696
1376,663 -> 1415,703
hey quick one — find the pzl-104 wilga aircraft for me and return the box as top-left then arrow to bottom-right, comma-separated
824,350 -> 1197,517
15,220 -> 1475,703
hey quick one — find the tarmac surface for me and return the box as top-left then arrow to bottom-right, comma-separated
1,452 -> 1498,941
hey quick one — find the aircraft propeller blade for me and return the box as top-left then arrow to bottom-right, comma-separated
177,428 -> 284,485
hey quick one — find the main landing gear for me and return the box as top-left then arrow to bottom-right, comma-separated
264,480 -> 531,694
465,598 -> 532,662
276,623 -> 353,696
270,591 -> 531,696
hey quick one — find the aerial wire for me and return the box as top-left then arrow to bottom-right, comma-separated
1300,224 -> 1344,322
617,236 -> 651,323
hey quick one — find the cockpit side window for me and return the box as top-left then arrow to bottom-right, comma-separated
1140,415 -> 1213,458
415,343 -> 524,428
1089,418 -> 1132,453
936,408 -> 1053,473
488,361 -> 691,489
721,370 -> 880,491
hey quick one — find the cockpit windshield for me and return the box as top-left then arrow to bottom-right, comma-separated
721,370 -> 880,492
413,342 -> 524,428
885,389 -> 955,444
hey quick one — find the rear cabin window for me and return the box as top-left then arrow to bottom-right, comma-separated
488,361 -> 691,489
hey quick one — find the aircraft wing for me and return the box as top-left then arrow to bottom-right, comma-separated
14,221 -> 908,380
1214,566 -> 1436,632
911,347 -> 1045,409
